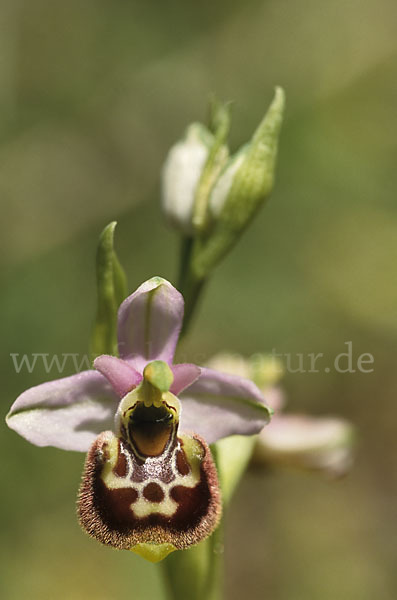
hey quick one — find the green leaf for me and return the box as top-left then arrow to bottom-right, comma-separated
90,221 -> 127,357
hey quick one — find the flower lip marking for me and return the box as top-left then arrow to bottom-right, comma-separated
78,429 -> 221,560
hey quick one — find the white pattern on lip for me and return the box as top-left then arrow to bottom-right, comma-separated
100,432 -> 203,519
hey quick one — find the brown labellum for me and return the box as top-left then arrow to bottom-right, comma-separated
77,429 -> 221,553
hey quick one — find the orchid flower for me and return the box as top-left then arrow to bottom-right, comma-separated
6,277 -> 271,562
207,353 -> 354,478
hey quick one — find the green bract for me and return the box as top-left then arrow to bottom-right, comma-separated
91,221 -> 127,357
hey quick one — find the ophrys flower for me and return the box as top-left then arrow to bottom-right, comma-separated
6,277 -> 271,561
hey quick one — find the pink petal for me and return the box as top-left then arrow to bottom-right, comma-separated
6,371 -> 119,452
94,355 -> 142,397
170,363 -> 201,395
179,367 -> 271,443
117,277 -> 184,371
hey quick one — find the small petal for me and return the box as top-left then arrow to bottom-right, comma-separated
253,415 -> 355,477
94,355 -> 142,397
118,277 -> 184,371
206,352 -> 285,411
170,363 -> 201,395
179,367 -> 271,443
6,371 -> 119,452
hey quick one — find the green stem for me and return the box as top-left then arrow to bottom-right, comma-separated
177,236 -> 193,291
161,523 -> 224,600
206,521 -> 224,600
177,236 -> 207,338
180,273 -> 207,337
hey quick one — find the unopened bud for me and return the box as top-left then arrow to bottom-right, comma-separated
192,87 -> 285,279
210,87 -> 285,225
161,124 -> 213,234
253,415 -> 355,478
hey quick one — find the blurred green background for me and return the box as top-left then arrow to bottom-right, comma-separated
1,0 -> 396,598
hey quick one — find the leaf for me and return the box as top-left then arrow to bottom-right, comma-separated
90,221 -> 127,357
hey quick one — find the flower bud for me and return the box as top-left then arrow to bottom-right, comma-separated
191,87 -> 285,279
206,352 -> 251,379
161,124 -> 213,235
253,415 -> 355,478
210,86 -> 284,226
249,353 -> 285,391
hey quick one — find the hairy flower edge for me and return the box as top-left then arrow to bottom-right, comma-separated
78,430 -> 221,562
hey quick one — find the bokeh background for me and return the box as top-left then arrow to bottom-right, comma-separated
1,1 -> 396,598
